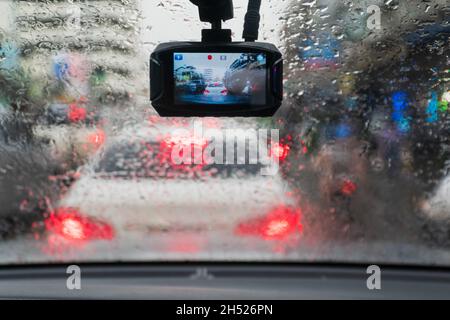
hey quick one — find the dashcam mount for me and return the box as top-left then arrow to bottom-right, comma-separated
189,0 -> 234,43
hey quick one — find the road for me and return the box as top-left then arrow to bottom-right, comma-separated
177,93 -> 250,105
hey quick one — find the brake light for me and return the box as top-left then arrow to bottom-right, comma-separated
68,103 -> 87,123
45,207 -> 114,241
270,142 -> 290,162
300,139 -> 308,154
86,129 -> 106,150
60,217 -> 85,240
204,89 -> 210,95
221,89 -> 228,95
341,179 -> 357,196
235,206 -> 302,240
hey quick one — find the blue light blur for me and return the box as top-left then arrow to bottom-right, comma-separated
0,42 -> 19,70
325,122 -> 352,140
299,32 -> 340,62
426,91 -> 439,123
335,123 -> 352,139
53,55 -> 69,81
391,91 -> 411,133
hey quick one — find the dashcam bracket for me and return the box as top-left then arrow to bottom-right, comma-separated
190,0 -> 234,43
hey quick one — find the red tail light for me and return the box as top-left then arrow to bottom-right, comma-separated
45,207 -> 114,241
221,89 -> 228,95
235,206 -> 302,240
270,142 -> 290,162
341,179 -> 357,196
204,90 -> 210,95
86,129 -> 106,150
68,103 -> 87,123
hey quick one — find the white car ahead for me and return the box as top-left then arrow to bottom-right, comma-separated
50,119 -> 301,244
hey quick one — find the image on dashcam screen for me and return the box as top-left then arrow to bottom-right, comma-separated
174,52 -> 266,105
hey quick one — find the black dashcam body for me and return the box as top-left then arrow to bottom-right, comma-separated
150,41 -> 282,117
150,0 -> 283,117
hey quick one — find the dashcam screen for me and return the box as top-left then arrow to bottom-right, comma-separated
173,52 -> 267,105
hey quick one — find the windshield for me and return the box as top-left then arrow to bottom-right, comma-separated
0,0 -> 449,267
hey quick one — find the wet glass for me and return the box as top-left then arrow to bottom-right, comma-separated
0,0 -> 449,266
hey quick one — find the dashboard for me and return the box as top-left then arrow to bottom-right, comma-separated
0,263 -> 449,299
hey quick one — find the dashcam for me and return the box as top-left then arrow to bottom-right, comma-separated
150,0 -> 283,117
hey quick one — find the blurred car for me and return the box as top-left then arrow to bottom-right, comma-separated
34,124 -> 105,166
34,100 -> 105,166
203,82 -> 228,96
422,175 -> 450,221
186,79 -> 207,94
224,53 -> 266,95
49,120 -> 299,241
0,106 -> 63,239
174,66 -> 207,94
